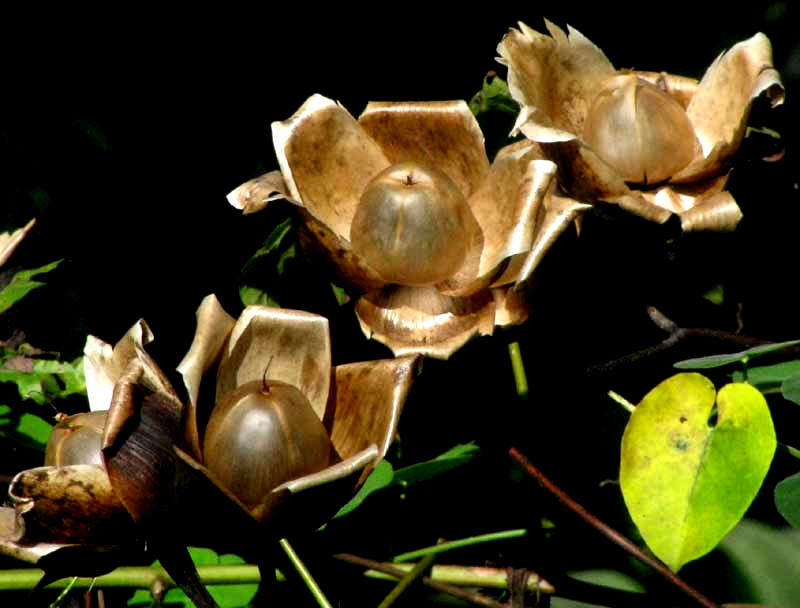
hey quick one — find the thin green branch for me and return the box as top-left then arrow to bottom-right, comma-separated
334,553 -> 512,608
508,341 -> 528,399
392,529 -> 527,563
0,564 -> 265,591
279,538 -> 332,608
377,551 -> 437,608
607,390 -> 636,413
362,562 -> 553,594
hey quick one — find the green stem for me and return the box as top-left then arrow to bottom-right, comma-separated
607,390 -> 636,413
508,341 -> 528,399
392,529 -> 527,563
364,563 -> 554,594
48,576 -> 77,608
0,564 -> 266,591
377,551 -> 437,608
279,538 -> 332,608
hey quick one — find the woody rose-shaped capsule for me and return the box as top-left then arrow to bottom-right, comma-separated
228,94 -> 589,359
498,21 -> 784,231
0,295 -> 418,605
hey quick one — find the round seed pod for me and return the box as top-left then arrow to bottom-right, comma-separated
583,75 -> 698,185
351,162 -> 471,286
202,380 -> 334,508
45,411 -> 107,467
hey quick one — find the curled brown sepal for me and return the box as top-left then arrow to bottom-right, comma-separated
83,318 -> 176,412
498,21 -> 785,231
102,359 -> 184,532
0,505 -> 139,587
0,217 -> 36,268
230,95 -> 588,359
226,170 -> 295,214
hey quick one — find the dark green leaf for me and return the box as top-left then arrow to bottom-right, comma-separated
567,569 -> 646,593
0,356 -> 85,405
393,442 -> 480,486
127,548 -> 257,608
468,75 -> 518,117
0,404 -> 52,451
731,360 -> 800,387
702,283 -> 724,305
239,217 -> 295,308
0,259 -> 62,313
674,340 -> 800,370
782,372 -> 800,405
719,519 -> 800,605
775,472 -> 800,528
333,459 -> 394,519
238,214 -> 341,315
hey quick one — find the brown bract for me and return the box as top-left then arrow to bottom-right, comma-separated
1,295 -> 419,568
497,20 -> 785,231
228,95 -> 589,359
0,218 -> 36,268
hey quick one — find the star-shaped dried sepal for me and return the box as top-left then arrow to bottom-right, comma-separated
229,96 -> 589,359
498,20 -> 784,230
1,296 -> 419,605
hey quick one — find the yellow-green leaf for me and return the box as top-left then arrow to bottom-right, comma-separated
620,373 -> 776,571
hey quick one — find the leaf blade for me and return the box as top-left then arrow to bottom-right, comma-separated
620,373 -> 776,571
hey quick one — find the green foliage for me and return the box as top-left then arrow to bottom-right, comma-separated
239,218 -> 295,308
0,404 -> 52,451
0,355 -> 85,406
334,443 -> 480,520
238,213 -> 343,314
719,520 -> 800,606
127,548 -> 258,608
0,259 -> 61,314
673,339 -> 800,370
392,442 -> 480,486
334,459 -> 395,519
775,473 -> 800,528
620,373 -> 776,571
468,75 -> 518,117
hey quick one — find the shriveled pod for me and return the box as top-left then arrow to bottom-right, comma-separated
350,162 -> 474,286
202,379 -> 336,509
45,411 -> 108,467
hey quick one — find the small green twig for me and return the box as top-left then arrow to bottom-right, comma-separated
607,390 -> 636,413
508,341 -> 528,399
48,576 -> 77,607
392,529 -> 527,563
362,562 -> 553,594
279,538 -> 332,608
334,553 -> 511,608
377,551 -> 437,608
0,564 -> 266,591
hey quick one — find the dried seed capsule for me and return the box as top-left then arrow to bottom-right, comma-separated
583,75 -> 698,184
203,380 -> 334,508
351,162 -> 471,286
45,411 -> 107,467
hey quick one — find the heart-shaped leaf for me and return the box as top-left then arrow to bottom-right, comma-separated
620,373 -> 776,571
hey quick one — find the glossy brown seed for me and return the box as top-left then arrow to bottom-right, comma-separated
45,411 -> 107,467
351,162 -> 471,286
203,380 -> 334,508
583,75 -> 697,184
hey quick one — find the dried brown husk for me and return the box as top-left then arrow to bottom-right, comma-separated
498,21 -> 785,231
230,96 -> 588,358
